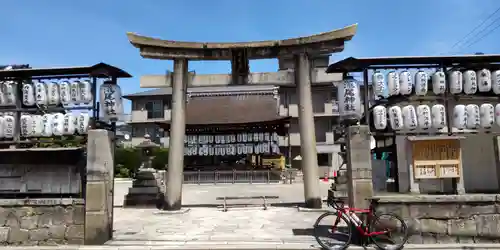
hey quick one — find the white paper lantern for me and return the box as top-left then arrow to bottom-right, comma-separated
99,81 -> 124,122
388,106 -> 404,130
60,81 -> 71,105
336,76 -> 362,121
414,71 -> 428,96
0,116 -> 4,138
79,80 -> 93,104
30,115 -> 43,137
453,105 -> 467,130
22,82 -> 35,106
372,105 -> 387,130
479,103 -> 494,129
402,105 -> 417,130
46,82 -> 60,105
431,104 -> 447,129
70,81 -> 81,104
34,81 -> 48,106
41,114 -> 53,137
491,70 -> 500,94
463,70 -> 478,95
477,69 -> 492,92
3,81 -> 17,106
20,114 -> 32,137
495,104 -> 500,127
372,71 -> 386,97
432,71 -> 446,95
465,104 -> 480,129
399,71 -> 413,95
3,114 -> 15,139
0,82 -> 6,106
247,145 -> 254,154
448,70 -> 463,94
416,105 -> 432,130
387,71 -> 400,96
77,113 -> 90,134
51,113 -> 65,136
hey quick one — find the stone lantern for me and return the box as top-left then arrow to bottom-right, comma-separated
331,75 -> 363,198
123,134 -> 161,207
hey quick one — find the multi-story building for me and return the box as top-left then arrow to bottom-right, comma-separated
124,55 -> 370,175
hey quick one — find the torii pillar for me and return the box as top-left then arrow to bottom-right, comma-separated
126,24 -> 357,210
165,58 -> 188,210
294,53 -> 322,208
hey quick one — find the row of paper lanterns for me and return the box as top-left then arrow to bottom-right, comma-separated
184,132 -> 280,145
372,103 -> 500,130
372,69 -> 500,97
0,112 -> 90,139
184,142 -> 281,156
0,80 -> 93,107
0,80 -> 123,121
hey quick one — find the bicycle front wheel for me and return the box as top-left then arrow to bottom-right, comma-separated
313,212 -> 352,250
369,213 -> 409,250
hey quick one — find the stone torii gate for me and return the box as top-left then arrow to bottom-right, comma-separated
127,24 -> 357,210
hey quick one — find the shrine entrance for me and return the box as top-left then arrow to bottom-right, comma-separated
127,24 -> 358,209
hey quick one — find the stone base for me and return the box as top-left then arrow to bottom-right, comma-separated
297,206 -> 330,212
123,193 -> 159,208
154,208 -> 191,215
373,194 -> 500,244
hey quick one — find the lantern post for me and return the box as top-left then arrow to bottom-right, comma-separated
334,74 -> 374,209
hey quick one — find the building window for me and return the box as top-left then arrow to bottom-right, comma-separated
317,153 -> 330,166
145,100 -> 164,119
132,125 -> 164,139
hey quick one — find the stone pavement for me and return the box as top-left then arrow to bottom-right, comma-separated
113,180 -> 334,207
0,207 -> 497,249
112,207 -> 321,243
0,243 -> 499,249
107,207 -> 500,250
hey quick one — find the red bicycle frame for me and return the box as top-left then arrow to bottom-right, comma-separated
333,205 -> 389,237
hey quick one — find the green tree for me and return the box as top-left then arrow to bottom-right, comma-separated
115,147 -> 142,178
152,147 -> 169,170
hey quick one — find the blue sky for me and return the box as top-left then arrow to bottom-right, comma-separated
2,0 -> 500,112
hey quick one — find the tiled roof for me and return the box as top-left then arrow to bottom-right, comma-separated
153,94 -> 287,126
185,94 -> 282,125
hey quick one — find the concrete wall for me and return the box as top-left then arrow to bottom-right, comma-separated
0,199 -> 84,245
279,86 -> 337,117
374,195 -> 500,244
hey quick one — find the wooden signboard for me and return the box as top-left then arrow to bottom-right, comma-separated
411,139 -> 461,179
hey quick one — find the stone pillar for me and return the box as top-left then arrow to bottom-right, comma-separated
85,129 -> 114,244
294,53 -> 321,208
346,125 -> 373,209
164,58 -> 188,210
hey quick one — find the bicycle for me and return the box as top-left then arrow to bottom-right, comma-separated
313,190 -> 409,250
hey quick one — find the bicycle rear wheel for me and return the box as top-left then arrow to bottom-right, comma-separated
369,213 -> 409,250
313,212 -> 352,250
